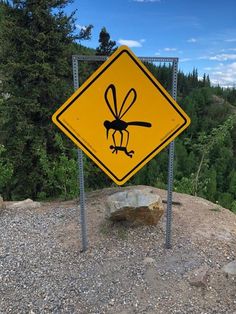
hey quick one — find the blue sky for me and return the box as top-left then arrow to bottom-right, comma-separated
67,0 -> 236,87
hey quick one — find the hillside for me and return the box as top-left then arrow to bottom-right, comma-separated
1,186 -> 236,313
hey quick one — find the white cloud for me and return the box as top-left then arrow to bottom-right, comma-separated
199,54 -> 236,61
76,24 -> 86,30
155,48 -> 181,55
198,56 -> 208,60
204,67 -> 213,71
206,62 -> 236,88
187,38 -> 197,43
220,48 -> 236,52
180,58 -> 192,62
225,38 -> 236,42
209,54 -> 236,61
164,47 -> 177,52
118,39 -> 143,47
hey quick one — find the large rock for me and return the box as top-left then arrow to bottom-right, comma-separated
105,187 -> 164,225
7,198 -> 41,210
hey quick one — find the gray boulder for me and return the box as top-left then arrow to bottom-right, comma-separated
105,187 -> 164,225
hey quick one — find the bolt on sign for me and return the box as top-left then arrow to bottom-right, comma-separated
52,46 -> 190,185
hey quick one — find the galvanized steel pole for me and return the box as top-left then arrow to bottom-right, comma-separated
165,59 -> 178,249
72,56 -> 88,252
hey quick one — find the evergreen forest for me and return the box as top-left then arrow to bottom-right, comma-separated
1,0 -> 236,213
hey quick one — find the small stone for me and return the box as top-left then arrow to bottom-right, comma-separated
143,257 -> 155,265
187,265 -> 209,288
222,260 -> 236,275
108,299 -> 115,306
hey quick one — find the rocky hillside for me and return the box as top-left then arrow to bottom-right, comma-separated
0,185 -> 236,313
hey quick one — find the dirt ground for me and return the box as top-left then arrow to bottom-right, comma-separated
1,185 -> 236,313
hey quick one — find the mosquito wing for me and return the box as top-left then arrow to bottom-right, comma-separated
119,88 -> 137,119
104,84 -> 119,119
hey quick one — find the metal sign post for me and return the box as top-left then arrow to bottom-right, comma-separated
165,60 -> 178,249
72,56 -> 88,251
70,52 -> 180,251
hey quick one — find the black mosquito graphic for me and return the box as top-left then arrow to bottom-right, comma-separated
104,84 -> 152,157
110,145 -> 134,158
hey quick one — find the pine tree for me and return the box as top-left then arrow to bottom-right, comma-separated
229,170 -> 236,198
0,0 -> 90,199
96,27 -> 117,56
193,116 -> 235,196
206,168 -> 217,201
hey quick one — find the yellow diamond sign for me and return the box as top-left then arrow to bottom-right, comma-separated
52,46 -> 190,185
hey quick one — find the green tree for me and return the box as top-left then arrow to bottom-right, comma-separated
229,170 -> 236,198
96,27 -> 117,56
0,0 -> 90,199
193,116 -> 235,196
218,192 -> 234,209
0,144 -> 13,195
205,168 -> 217,201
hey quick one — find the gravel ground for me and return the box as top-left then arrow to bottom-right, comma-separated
0,185 -> 236,314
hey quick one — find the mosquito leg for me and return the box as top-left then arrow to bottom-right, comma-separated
124,148 -> 134,158
119,131 -> 123,147
124,129 -> 130,148
112,131 -> 117,147
128,150 -> 134,157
